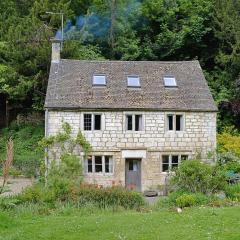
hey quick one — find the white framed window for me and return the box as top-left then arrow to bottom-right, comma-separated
83,113 -> 102,131
163,76 -> 177,87
129,159 -> 138,171
85,155 -> 113,173
162,154 -> 188,172
127,76 -> 141,88
93,74 -> 106,86
126,114 -> 143,131
166,114 -> 184,131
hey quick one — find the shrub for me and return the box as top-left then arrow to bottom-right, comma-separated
38,122 -> 91,200
47,154 -> 82,201
224,161 -> 240,173
0,197 -> 21,210
171,160 -> 227,194
156,190 -> 216,209
217,150 -> 240,174
72,184 -> 145,209
224,184 -> 240,201
176,194 -> 196,208
217,132 -> 240,157
18,184 -> 55,204
17,184 -> 145,210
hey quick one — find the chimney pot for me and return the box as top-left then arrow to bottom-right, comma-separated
51,38 -> 61,63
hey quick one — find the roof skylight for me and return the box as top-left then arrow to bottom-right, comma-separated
127,76 -> 141,88
163,76 -> 177,87
93,74 -> 106,86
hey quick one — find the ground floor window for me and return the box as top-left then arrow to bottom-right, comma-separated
162,154 -> 188,172
85,155 -> 113,173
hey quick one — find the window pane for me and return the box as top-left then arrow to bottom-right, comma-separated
105,156 -> 109,173
162,155 -> 170,172
135,115 -> 142,131
164,76 -> 177,87
172,155 -> 179,169
105,156 -> 113,173
129,160 -> 138,171
94,114 -> 101,130
133,160 -> 138,171
167,115 -> 173,130
84,114 -> 92,130
95,156 -> 102,172
162,164 -> 169,172
172,155 -> 179,164
176,115 -> 183,131
87,156 -> 92,173
129,160 -> 133,171
181,155 -> 188,161
127,76 -> 140,87
162,155 -> 169,164
126,115 -> 133,130
93,75 -> 106,86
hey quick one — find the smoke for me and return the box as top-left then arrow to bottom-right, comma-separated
54,0 -> 142,42
55,20 -> 73,39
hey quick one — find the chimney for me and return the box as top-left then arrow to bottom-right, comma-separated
51,38 -> 61,63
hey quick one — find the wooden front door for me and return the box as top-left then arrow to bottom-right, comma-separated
125,158 -> 141,191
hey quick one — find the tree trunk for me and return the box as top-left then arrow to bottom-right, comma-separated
6,99 -> 9,127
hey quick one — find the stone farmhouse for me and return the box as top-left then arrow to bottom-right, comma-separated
45,39 -> 218,191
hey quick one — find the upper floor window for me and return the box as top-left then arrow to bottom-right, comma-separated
167,114 -> 184,131
164,76 -> 177,87
126,114 -> 143,131
84,113 -> 101,131
93,74 -> 106,86
162,154 -> 188,172
85,155 -> 113,173
127,76 -> 140,88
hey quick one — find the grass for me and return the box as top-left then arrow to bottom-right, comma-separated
0,206 -> 240,240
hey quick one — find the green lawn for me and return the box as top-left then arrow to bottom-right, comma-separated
0,206 -> 240,240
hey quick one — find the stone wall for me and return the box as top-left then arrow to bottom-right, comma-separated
46,110 -> 217,191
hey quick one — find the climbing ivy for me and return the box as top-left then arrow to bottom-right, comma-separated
39,122 -> 91,160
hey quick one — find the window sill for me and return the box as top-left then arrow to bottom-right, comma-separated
165,130 -> 185,133
83,130 -> 103,132
125,130 -> 145,133
84,172 -> 114,176
161,171 -> 176,174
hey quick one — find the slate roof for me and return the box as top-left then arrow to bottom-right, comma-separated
45,59 -> 218,111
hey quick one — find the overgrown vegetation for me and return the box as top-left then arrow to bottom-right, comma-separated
17,184 -> 145,210
7,122 -> 144,210
0,123 -> 44,177
217,132 -> 240,157
225,184 -> 240,201
171,160 -> 227,194
157,158 -> 240,209
38,122 -> 89,199
0,138 -> 13,194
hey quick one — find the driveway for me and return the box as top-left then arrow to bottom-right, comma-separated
0,177 -> 33,197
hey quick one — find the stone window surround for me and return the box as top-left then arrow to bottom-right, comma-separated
165,112 -> 185,133
160,152 -> 191,173
123,111 -> 145,133
81,112 -> 105,132
84,154 -> 114,176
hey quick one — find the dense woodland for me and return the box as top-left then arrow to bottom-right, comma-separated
0,0 -> 240,131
